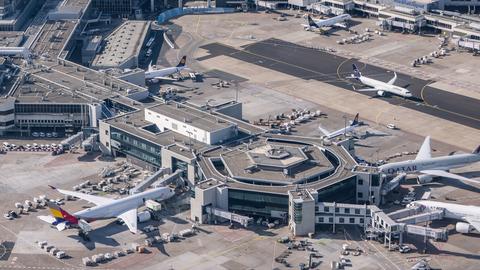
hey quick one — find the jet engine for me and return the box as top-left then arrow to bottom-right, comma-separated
456,222 -> 474,234
417,174 -> 433,184
376,90 -> 385,96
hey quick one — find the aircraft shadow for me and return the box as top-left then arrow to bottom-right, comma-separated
434,178 -> 480,193
353,143 -> 374,148
423,241 -> 480,260
154,242 -> 170,256
458,171 -> 480,179
67,220 -> 127,250
77,152 -> 101,162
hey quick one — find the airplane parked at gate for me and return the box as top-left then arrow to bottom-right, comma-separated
38,186 -> 174,233
318,113 -> 360,139
302,14 -> 351,33
379,136 -> 480,184
410,200 -> 480,234
348,64 -> 413,98
145,56 -> 189,83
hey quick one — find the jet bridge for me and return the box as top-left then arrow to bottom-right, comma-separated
205,206 -> 253,227
387,206 -> 448,241
381,173 -> 406,196
129,168 -> 183,194
405,224 -> 448,241
397,210 -> 444,225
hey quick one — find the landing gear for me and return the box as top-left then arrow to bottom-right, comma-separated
78,230 -> 90,242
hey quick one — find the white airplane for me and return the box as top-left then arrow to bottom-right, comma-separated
302,14 -> 351,32
145,56 -> 188,83
410,200 -> 480,234
318,113 -> 360,139
349,64 -> 413,98
38,185 -> 174,233
379,136 -> 480,184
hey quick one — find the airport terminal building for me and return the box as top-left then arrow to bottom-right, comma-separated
97,100 -> 392,236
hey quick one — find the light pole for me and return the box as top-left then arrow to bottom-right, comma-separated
343,115 -> 347,137
186,131 -> 193,150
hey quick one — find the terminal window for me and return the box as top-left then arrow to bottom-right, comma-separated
349,218 -> 355,224
339,218 -> 344,223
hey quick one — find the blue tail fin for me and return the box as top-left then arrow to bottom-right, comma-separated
176,56 -> 186,67
351,113 -> 359,126
308,16 -> 317,27
352,64 -> 361,78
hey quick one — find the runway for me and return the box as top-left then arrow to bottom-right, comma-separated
198,39 -> 480,130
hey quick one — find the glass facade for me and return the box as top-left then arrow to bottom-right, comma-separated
110,127 -> 162,167
172,157 -> 188,178
228,189 -> 288,217
92,0 -> 132,15
15,104 -> 85,114
293,201 -> 302,223
317,176 -> 357,203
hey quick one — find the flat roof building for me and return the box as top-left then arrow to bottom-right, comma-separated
145,102 -> 239,145
92,21 -> 150,69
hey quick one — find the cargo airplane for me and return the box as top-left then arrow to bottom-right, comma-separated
145,56 -> 188,83
302,14 -> 351,33
349,64 -> 413,98
410,200 -> 480,234
38,186 -> 174,233
379,136 -> 480,184
318,113 -> 360,139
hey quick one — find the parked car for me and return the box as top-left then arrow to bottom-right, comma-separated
401,197 -> 415,205
52,132 -> 58,137
399,245 -> 411,253
387,123 -> 397,130
46,133 -> 52,138
39,132 -> 45,137
32,132 -> 39,137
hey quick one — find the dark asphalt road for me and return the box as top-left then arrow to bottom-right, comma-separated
198,39 -> 480,130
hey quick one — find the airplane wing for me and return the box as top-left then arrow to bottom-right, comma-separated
318,125 -> 332,137
464,217 -> 480,232
333,22 -> 348,29
152,76 -> 177,81
355,88 -> 381,92
118,209 -> 138,234
387,72 -> 398,85
38,215 -> 57,224
50,186 -> 114,206
420,169 -> 480,184
415,136 -> 431,160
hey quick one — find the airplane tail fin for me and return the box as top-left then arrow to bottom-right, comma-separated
473,145 -> 480,154
307,15 -> 317,27
351,113 -> 359,126
46,201 -> 78,225
352,64 -> 361,78
176,56 -> 187,67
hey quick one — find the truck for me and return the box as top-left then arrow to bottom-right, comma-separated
145,199 -> 162,211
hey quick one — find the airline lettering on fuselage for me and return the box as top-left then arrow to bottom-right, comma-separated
386,165 -> 417,174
